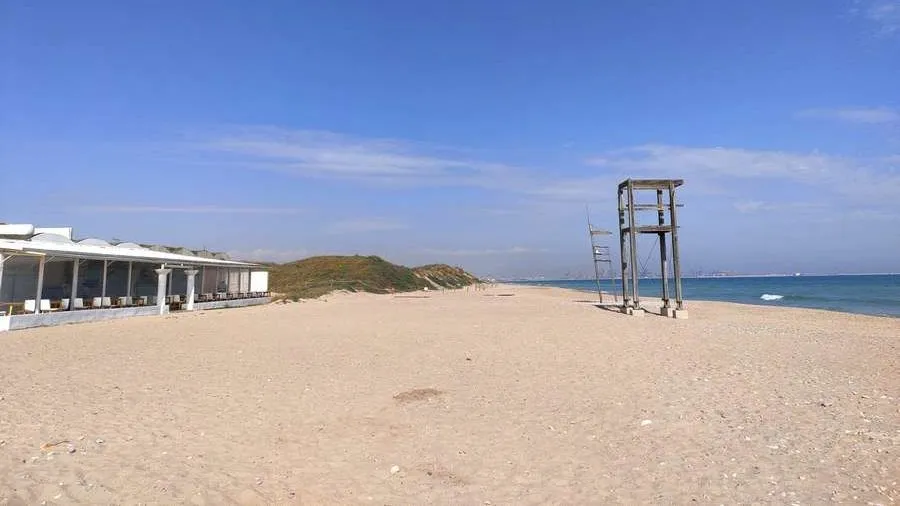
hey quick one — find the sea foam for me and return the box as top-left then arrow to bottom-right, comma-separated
760,294 -> 784,301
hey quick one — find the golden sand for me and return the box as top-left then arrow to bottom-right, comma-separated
1,285 -> 897,504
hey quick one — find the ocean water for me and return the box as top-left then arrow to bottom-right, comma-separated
514,275 -> 900,318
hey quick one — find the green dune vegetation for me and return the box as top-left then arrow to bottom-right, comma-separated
268,255 -> 481,300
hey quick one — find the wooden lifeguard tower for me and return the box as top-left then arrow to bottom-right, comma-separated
617,179 -> 687,318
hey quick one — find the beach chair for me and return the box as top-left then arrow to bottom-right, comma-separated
138,296 -> 148,306
92,297 -> 102,308
118,296 -> 132,307
59,299 -> 70,311
72,298 -> 85,310
147,296 -> 156,305
23,300 -> 52,313
102,297 -> 111,308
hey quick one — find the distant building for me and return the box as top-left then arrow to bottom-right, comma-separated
0,224 -> 269,332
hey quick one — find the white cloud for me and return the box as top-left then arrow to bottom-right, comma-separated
587,145 -> 843,181
796,107 -> 900,124
419,246 -> 546,257
843,208 -> 900,220
326,218 -> 408,234
586,145 -> 900,201
575,144 -> 900,226
467,208 -> 525,217
527,176 -> 621,201
194,128 -> 900,211
733,201 -> 824,213
199,127 -> 525,190
78,205 -> 305,214
226,248 -> 311,263
861,0 -> 900,35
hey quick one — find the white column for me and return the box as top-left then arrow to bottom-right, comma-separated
126,261 -> 133,298
101,259 -> 108,302
35,256 -> 46,314
155,268 -> 170,315
185,269 -> 198,311
0,254 -> 5,305
70,259 -> 79,310
237,268 -> 243,294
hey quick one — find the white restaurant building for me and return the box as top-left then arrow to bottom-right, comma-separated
0,224 -> 269,332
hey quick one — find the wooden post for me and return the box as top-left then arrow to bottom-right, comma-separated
617,187 -> 629,306
35,256 -> 46,313
657,189 -> 670,308
627,180 -> 640,309
669,181 -> 684,310
70,259 -> 79,310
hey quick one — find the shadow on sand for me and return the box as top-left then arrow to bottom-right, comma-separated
574,299 -> 670,316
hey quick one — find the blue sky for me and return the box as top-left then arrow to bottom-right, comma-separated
1,0 -> 898,277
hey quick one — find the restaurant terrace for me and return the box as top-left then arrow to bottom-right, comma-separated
0,224 -> 269,332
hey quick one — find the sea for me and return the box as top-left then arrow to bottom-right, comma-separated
513,275 -> 900,318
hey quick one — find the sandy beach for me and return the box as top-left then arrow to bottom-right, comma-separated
0,284 -> 897,504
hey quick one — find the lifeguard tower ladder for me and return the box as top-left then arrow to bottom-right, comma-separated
586,212 -> 618,304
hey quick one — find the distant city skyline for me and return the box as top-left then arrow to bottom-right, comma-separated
2,0 -> 898,278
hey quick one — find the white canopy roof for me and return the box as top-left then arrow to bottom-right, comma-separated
0,237 -> 258,268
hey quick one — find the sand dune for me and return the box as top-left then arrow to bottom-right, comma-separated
0,285 -> 897,504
